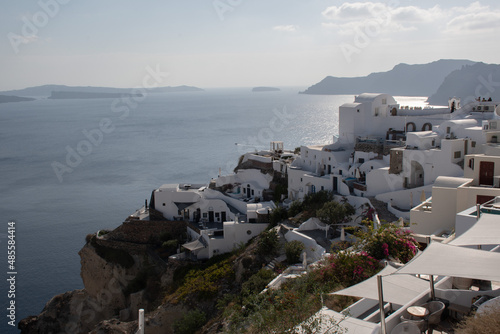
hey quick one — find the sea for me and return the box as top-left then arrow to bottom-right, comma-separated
0,88 -> 426,333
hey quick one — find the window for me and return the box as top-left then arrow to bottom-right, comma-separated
446,127 -> 451,134
329,157 -> 331,161
251,190 -> 254,195
162,203 -> 165,206
311,185 -> 316,194
215,212 -> 220,218
454,151 -> 461,159
432,139 -> 435,146
321,186 -> 324,191
339,170 -> 343,175
382,98 -> 387,104
491,121 -> 497,129
374,107 -> 379,116
469,158 -> 474,170
203,213 -> 208,218
243,188 -> 246,193
247,230 -> 252,235
359,158 -> 365,163
472,141 -> 476,148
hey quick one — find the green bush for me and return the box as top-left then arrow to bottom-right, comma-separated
316,201 -> 355,226
162,239 -> 178,252
302,190 -> 334,215
285,240 -> 305,264
173,309 -> 206,334
257,229 -> 280,257
172,260 -> 234,301
288,200 -> 303,217
241,268 -> 275,297
269,206 -> 288,227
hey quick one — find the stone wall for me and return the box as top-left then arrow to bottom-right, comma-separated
105,219 -> 186,245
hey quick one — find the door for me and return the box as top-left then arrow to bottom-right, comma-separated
479,161 -> 494,185
477,195 -> 495,205
333,177 -> 338,192
208,211 -> 214,222
221,211 -> 226,222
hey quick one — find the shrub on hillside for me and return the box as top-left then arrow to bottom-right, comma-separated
173,309 -> 206,334
285,240 -> 305,264
257,229 -> 280,257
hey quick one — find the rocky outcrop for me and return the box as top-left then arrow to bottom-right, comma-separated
19,218 -> 187,334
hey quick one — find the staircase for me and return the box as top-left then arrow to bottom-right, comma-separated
367,197 -> 399,223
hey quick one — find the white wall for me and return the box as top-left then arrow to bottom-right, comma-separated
366,167 -> 403,196
285,230 -> 325,262
207,222 -> 268,256
410,187 -> 458,234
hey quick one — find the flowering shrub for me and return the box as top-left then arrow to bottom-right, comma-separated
315,251 -> 382,286
357,224 -> 418,263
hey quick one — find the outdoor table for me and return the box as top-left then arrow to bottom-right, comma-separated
407,306 -> 429,318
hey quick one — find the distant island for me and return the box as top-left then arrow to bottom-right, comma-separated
300,59 -> 476,96
0,95 -> 36,104
48,91 -> 143,100
0,84 -> 204,98
252,87 -> 280,92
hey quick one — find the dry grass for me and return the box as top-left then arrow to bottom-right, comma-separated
454,307 -> 500,334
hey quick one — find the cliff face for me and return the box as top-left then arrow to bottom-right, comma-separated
19,241 -> 146,333
19,219 -> 188,334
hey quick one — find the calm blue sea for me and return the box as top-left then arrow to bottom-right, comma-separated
0,88 -> 354,332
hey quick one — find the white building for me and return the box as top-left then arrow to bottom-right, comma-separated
289,93 -> 500,214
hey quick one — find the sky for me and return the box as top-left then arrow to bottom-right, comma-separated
1,0 -> 500,91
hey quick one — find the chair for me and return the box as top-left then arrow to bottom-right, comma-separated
400,310 -> 428,333
421,301 -> 445,334
391,321 -> 420,334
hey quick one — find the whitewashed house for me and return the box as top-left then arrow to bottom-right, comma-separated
289,93 -> 500,214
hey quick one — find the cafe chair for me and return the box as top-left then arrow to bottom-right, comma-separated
400,310 -> 428,333
421,301 -> 445,334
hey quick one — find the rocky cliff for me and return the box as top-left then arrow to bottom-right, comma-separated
19,217 -> 188,334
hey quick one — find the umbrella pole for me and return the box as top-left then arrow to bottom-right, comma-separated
430,274 -> 435,300
377,275 -> 387,334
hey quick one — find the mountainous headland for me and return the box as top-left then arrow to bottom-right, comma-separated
300,59 -> 476,96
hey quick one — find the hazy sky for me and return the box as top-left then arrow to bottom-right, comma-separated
1,0 -> 500,90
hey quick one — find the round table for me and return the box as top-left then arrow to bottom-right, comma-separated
407,306 -> 429,318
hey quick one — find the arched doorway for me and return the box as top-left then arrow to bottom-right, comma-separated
410,161 -> 424,188
406,122 -> 416,132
